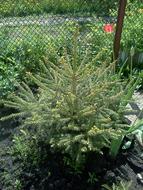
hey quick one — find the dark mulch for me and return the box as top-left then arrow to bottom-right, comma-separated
0,106 -> 143,190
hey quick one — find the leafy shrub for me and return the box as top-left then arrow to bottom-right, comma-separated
0,57 -> 24,97
103,181 -> 132,190
121,2 -> 143,77
2,32 -> 137,168
121,1 -> 143,53
85,19 -> 115,62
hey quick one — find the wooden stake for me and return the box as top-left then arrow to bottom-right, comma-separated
113,0 -> 127,61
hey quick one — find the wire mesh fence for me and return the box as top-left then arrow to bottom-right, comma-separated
0,0 -> 143,97
0,0 -> 119,63
0,0 -> 143,69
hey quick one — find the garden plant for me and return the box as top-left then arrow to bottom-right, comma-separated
0,0 -> 143,190
0,32 -> 143,189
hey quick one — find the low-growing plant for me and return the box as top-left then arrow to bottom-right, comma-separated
0,57 -> 24,97
103,181 -> 132,190
0,128 -> 51,190
87,172 -> 98,185
1,32 -> 138,168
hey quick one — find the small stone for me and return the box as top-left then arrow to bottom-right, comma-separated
137,173 -> 143,181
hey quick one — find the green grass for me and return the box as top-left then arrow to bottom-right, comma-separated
0,0 -> 117,17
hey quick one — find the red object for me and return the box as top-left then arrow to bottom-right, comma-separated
103,24 -> 114,33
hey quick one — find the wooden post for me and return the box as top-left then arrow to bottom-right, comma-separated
113,0 -> 127,61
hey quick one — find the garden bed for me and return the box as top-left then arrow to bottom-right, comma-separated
0,85 -> 143,190
0,1 -> 143,190
0,105 -> 143,190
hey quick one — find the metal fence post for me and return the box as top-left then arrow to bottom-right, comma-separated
113,0 -> 127,61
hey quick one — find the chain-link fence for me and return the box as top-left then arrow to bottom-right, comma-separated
0,0 -> 119,97
0,0 -> 119,64
0,1 -> 143,62
0,0 -> 143,97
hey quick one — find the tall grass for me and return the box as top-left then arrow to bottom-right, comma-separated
0,0 -> 117,17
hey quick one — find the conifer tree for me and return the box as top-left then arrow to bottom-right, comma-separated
1,31 -> 137,166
